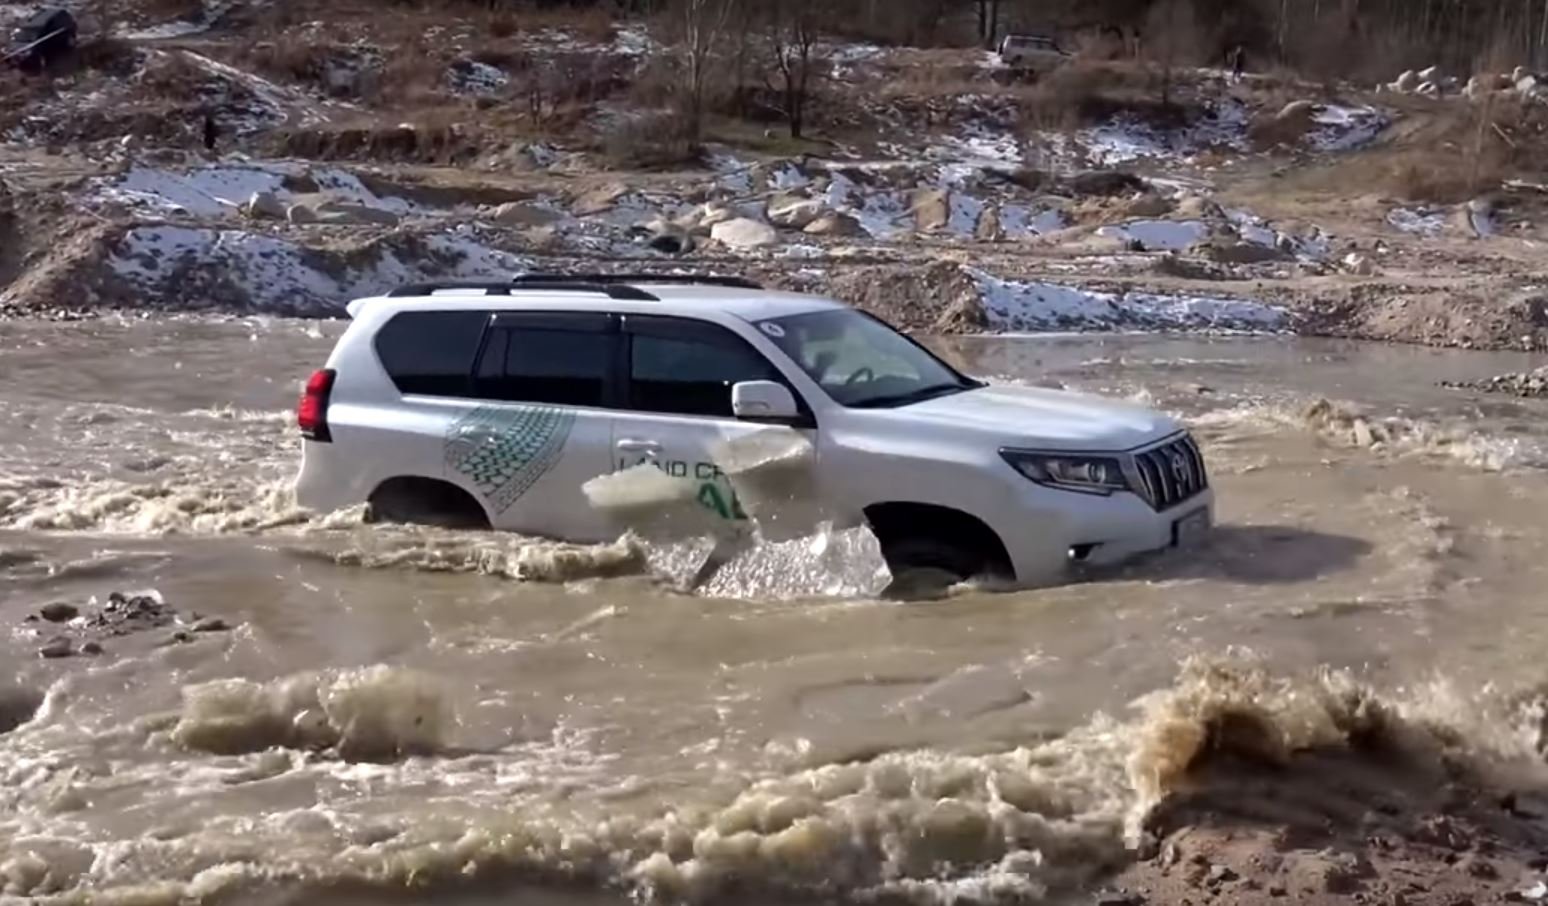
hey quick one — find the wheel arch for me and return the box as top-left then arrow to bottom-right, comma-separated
366,475 -> 492,529
862,501 -> 1015,580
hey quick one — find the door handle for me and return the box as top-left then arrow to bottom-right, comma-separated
617,439 -> 662,453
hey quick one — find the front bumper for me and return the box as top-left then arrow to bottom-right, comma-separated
998,482 -> 1215,584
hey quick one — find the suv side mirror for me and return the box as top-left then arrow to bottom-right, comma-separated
732,380 -> 799,421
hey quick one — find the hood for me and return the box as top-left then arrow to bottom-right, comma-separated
875,383 -> 1181,451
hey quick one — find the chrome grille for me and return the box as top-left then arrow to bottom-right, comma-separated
1129,435 -> 1208,511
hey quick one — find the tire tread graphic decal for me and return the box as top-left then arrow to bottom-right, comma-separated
445,405 -> 576,514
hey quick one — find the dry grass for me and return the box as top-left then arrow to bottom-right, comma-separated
1278,95 -> 1548,204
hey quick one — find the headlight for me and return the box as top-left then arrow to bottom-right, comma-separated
1000,450 -> 1130,495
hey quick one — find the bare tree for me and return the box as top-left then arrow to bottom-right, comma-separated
1144,0 -> 1200,106
678,0 -> 735,144
766,0 -> 825,139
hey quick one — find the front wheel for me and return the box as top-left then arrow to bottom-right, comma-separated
879,537 -> 994,599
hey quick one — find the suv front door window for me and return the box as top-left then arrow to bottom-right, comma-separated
611,315 -> 812,525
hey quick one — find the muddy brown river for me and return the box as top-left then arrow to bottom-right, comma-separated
6,316 -> 1548,904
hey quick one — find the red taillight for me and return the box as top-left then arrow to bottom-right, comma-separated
297,368 -> 335,442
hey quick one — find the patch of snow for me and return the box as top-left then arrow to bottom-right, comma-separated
178,50 -> 312,131
448,60 -> 509,97
87,163 -> 425,218
971,270 -> 1287,332
612,26 -> 655,57
1078,99 -> 1250,166
109,226 -> 530,313
121,19 -> 209,39
1096,219 -> 1208,251
1307,104 -> 1388,151
1001,205 -> 1067,237
948,193 -> 985,236
1388,207 -> 1446,236
707,150 -> 754,194
768,163 -> 810,191
92,166 -> 286,218
822,173 -> 906,238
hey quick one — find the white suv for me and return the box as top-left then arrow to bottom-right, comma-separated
294,275 -> 1213,585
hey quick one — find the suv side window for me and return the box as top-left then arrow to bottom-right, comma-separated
625,315 -> 790,418
472,313 -> 614,408
375,310 -> 488,396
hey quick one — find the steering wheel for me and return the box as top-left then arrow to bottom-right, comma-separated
844,367 -> 875,386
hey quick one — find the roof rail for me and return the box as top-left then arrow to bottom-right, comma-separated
511,273 -> 763,290
385,281 -> 658,301
384,273 -> 761,302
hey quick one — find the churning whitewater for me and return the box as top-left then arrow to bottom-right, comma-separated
8,318 -> 1548,904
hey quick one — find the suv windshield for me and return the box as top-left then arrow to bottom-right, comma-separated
755,309 -> 982,408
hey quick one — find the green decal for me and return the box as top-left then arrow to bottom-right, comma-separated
446,405 -> 575,514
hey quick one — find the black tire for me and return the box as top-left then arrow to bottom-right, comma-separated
879,537 -> 993,599
366,479 -> 488,530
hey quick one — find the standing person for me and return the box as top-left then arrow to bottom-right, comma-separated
202,111 -> 218,154
1230,45 -> 1246,84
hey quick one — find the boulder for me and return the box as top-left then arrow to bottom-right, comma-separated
910,188 -> 950,232
572,182 -> 628,216
1513,65 -> 1530,83
974,205 -> 1003,242
767,195 -> 825,229
1342,252 -> 1377,275
1418,65 -> 1442,83
490,201 -> 561,228
1120,193 -> 1174,218
313,201 -> 400,226
803,211 -> 865,237
1394,70 -> 1419,92
1464,75 -> 1488,99
710,217 -> 778,250
1518,75 -> 1540,95
1068,170 -> 1146,197
1417,81 -> 1439,96
241,190 -> 286,220
286,203 -> 318,225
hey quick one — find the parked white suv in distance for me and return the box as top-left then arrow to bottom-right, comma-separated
294,275 -> 1212,586
998,34 -> 1071,70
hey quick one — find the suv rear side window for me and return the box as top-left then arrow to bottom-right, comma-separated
473,314 -> 613,408
626,316 -> 789,418
374,310 -> 488,396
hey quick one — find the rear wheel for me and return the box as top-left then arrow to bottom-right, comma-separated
366,478 -> 489,530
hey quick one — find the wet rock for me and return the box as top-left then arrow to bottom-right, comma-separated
645,222 -> 694,254
910,188 -> 950,232
39,601 -> 78,623
489,201 -> 560,228
286,203 -> 318,225
1070,170 -> 1146,197
767,195 -> 825,229
1096,893 -> 1145,906
80,641 -> 103,655
166,630 -> 194,645
710,217 -> 777,250
38,636 -> 73,658
191,617 -> 230,633
804,211 -> 864,237
0,684 -> 43,733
